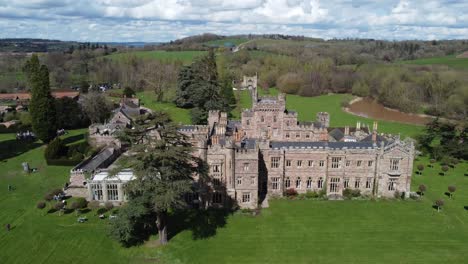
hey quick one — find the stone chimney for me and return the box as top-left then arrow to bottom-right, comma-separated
372,121 -> 378,142
344,126 -> 349,136
356,121 -> 361,131
212,135 -> 219,145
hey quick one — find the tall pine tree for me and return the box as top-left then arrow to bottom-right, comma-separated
26,55 -> 58,143
174,49 -> 233,124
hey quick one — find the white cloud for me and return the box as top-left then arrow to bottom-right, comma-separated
0,0 -> 466,41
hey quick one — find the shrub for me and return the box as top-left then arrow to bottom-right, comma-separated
417,164 -> 424,174
429,159 -> 436,167
441,165 -> 449,174
54,202 -> 65,211
88,200 -> 100,210
318,189 -> 327,198
284,188 -> 298,197
105,201 -> 114,211
418,184 -> 427,195
44,188 -> 63,201
74,197 -> 88,209
44,137 -> 66,160
305,191 -> 319,199
394,190 -> 402,199
343,188 -> 361,199
123,87 -> 136,97
37,201 -> 46,209
448,186 -> 456,198
44,192 -> 54,201
435,199 -> 444,212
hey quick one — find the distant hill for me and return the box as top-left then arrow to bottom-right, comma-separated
0,38 -> 78,53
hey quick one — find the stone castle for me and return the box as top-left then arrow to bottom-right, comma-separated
179,76 -> 415,209
77,77 -> 415,209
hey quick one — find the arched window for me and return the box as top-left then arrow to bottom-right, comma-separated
295,178 -> 301,189
306,177 -> 312,189
318,177 -> 323,189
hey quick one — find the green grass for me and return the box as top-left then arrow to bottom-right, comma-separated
105,50 -> 206,65
0,131 -> 160,263
401,55 -> 468,69
1,130 -> 467,263
136,91 -> 191,124
204,38 -> 249,47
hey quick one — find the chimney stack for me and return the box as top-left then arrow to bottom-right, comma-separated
372,121 -> 378,142
344,126 -> 349,136
212,135 -> 219,145
356,121 -> 361,131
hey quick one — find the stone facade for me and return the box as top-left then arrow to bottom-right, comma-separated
179,85 -> 415,209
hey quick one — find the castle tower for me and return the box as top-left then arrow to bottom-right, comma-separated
316,112 -> 330,128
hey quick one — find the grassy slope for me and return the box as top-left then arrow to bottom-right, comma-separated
204,38 -> 249,46
105,50 -> 206,65
401,55 -> 468,69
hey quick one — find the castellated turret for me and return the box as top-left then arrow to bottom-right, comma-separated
316,112 -> 330,128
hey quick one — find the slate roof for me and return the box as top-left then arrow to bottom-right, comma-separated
73,147 -> 118,172
270,141 -> 379,150
329,128 -> 345,141
240,138 -> 256,149
360,134 -> 388,144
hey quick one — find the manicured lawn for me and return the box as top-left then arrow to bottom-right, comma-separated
400,55 -> 468,69
158,156 -> 468,264
1,130 -> 467,263
0,131 -> 159,264
136,91 -> 192,124
105,50 -> 206,65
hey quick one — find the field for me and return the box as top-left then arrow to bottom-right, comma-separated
401,55 -> 468,69
1,129 -> 467,263
105,50 -> 206,65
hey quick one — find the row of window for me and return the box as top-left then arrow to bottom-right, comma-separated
91,183 -> 122,201
211,192 -> 251,204
272,177 -> 324,190
236,176 -> 256,186
270,157 -> 401,170
285,132 -> 312,139
271,177 -> 398,191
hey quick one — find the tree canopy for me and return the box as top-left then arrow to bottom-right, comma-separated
175,49 -> 233,124
111,113 -> 208,245
25,54 -> 58,143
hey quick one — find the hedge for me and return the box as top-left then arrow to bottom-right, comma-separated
46,158 -> 82,166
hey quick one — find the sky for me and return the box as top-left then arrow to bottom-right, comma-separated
0,0 -> 467,42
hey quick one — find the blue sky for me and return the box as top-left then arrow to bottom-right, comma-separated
0,0 -> 467,42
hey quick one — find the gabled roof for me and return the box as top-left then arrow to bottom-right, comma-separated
73,147 -> 118,172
